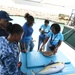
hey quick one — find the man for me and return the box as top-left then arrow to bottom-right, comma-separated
38,20 -> 51,50
0,10 -> 13,36
0,10 -> 27,75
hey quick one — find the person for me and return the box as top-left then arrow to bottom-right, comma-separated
0,23 -> 27,75
24,13 -> 35,51
40,23 -> 64,54
38,20 -> 50,50
0,10 -> 13,36
20,13 -> 34,52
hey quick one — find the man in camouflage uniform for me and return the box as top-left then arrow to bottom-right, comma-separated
0,11 -> 27,75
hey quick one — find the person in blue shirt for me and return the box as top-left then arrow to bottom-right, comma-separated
40,23 -> 64,54
38,20 -> 50,50
20,13 -> 34,52
0,23 -> 27,75
0,10 -> 13,37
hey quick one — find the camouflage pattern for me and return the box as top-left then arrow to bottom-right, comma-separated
0,36 -> 27,75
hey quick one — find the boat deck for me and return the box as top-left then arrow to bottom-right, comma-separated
20,42 -> 75,75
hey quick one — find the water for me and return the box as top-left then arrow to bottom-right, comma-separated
10,16 -> 64,50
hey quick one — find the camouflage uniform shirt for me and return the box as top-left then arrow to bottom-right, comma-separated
0,36 -> 20,75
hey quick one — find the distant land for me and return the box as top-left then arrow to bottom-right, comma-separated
0,5 -> 69,24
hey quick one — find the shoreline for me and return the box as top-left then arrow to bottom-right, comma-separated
0,5 -> 68,24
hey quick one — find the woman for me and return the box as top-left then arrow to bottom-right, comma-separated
20,13 -> 34,52
0,23 -> 27,75
40,23 -> 64,54
38,19 -> 50,50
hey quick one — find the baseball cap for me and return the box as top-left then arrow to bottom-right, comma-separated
0,10 -> 13,21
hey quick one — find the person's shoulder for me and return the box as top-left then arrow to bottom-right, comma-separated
0,37 -> 8,44
0,36 -> 5,40
23,23 -> 26,26
50,31 -> 53,34
58,32 -> 63,37
41,24 -> 44,26
48,25 -> 51,28
47,31 -> 52,35
23,23 -> 27,28
0,37 -> 7,50
59,32 -> 63,35
48,25 -> 50,27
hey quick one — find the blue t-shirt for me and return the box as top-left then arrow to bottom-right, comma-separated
21,23 -> 33,43
47,31 -> 64,45
40,24 -> 50,38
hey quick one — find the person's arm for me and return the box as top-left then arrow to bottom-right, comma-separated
53,33 -> 64,54
55,40 -> 62,49
39,28 -> 41,32
20,25 -> 27,53
40,32 -> 51,51
39,25 -> 45,34
20,43 -> 27,53
53,40 -> 62,54
39,28 -> 44,33
40,37 -> 49,51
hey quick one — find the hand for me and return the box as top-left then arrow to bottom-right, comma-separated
53,48 -> 57,54
21,49 -> 27,53
18,62 -> 22,68
41,30 -> 45,34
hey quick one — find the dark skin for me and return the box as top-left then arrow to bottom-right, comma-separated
7,33 -> 24,68
21,44 -> 27,53
39,22 -> 49,34
40,27 -> 62,54
0,19 -> 9,30
21,19 -> 34,53
7,33 -> 27,53
27,20 -> 34,27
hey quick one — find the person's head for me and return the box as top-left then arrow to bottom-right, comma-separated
44,20 -> 49,26
51,23 -> 61,34
24,13 -> 30,20
7,23 -> 24,42
0,10 -> 13,29
26,14 -> 34,27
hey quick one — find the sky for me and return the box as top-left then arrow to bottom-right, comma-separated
0,0 -> 74,15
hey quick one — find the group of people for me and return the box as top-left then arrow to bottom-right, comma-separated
38,20 -> 63,54
0,10 -> 64,75
20,13 -> 34,53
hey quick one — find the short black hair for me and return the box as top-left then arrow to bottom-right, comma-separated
6,23 -> 23,35
24,13 -> 34,22
51,23 -> 61,33
45,20 -> 49,24
24,13 -> 30,19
